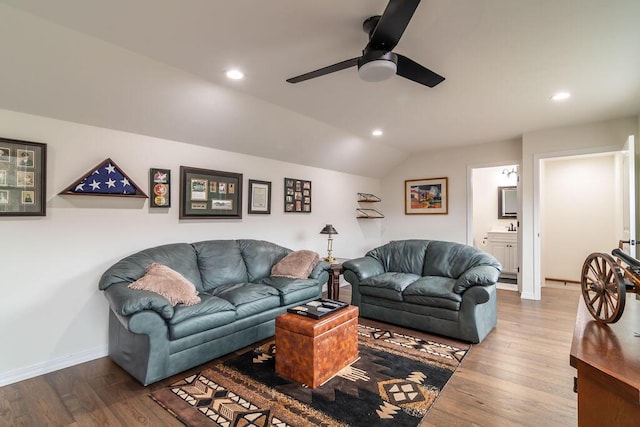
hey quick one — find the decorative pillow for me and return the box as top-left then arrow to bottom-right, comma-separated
128,263 -> 201,306
271,250 -> 320,279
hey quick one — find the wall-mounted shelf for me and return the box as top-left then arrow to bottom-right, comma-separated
357,192 -> 383,218
357,208 -> 384,219
357,192 -> 381,203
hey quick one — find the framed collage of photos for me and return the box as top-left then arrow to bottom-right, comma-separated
284,177 -> 311,213
179,166 -> 242,219
0,137 -> 47,216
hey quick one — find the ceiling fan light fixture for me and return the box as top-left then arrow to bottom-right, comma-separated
358,59 -> 397,82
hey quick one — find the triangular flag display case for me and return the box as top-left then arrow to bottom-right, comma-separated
59,158 -> 148,198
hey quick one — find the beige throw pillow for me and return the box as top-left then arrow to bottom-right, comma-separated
128,263 -> 201,306
271,250 -> 320,279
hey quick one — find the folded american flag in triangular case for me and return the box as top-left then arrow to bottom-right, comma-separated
59,158 -> 148,198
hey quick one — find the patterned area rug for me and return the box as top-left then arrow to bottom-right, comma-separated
150,324 -> 470,427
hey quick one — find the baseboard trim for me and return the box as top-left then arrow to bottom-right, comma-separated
0,345 -> 108,387
546,277 -> 580,284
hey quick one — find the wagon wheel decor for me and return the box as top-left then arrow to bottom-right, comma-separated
581,253 -> 626,323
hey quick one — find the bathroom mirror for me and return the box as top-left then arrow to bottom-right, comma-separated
498,186 -> 517,218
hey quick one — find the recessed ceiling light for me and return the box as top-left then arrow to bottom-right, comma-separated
226,69 -> 244,80
550,91 -> 571,101
372,129 -> 383,137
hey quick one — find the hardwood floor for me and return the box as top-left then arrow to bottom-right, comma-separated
0,286 -> 580,426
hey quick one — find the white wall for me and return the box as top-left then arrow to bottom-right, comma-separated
0,109 -> 382,386
541,155 -> 618,282
472,165 -> 518,249
381,139 -> 521,244
521,116 -> 638,299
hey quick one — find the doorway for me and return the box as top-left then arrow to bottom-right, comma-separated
468,163 -> 520,291
531,136 -> 635,299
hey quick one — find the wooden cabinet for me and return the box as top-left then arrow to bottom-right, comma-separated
487,231 -> 517,277
570,297 -> 640,426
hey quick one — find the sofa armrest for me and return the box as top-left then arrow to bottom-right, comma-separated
453,265 -> 501,294
309,259 -> 331,279
342,257 -> 385,281
460,283 -> 495,305
103,281 -> 174,320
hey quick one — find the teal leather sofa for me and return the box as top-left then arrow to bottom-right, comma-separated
342,240 -> 501,343
99,239 -> 329,385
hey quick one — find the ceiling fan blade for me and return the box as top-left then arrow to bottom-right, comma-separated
286,57 -> 359,83
368,0 -> 420,51
396,54 -> 445,87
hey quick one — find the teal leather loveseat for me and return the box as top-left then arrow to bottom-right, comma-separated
342,240 -> 501,343
99,239 -> 329,385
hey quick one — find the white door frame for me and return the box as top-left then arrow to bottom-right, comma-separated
531,143 -> 624,299
466,161 -> 520,285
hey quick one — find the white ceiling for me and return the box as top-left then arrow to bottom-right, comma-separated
0,0 -> 639,177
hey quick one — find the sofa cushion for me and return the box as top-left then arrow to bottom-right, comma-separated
238,240 -> 290,282
128,263 -> 201,307
366,240 -> 429,275
235,296 -> 282,319
210,282 -> 280,306
261,276 -> 321,305
271,250 -> 320,279
403,276 -> 462,311
359,272 -> 421,301
99,243 -> 202,291
169,294 -> 236,324
423,241 -> 500,279
168,311 -> 237,340
193,240 -> 249,291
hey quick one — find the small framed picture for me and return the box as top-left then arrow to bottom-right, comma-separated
149,168 -> 171,208
405,177 -> 448,215
16,149 -> 35,167
0,147 -> 10,162
21,190 -> 35,204
16,171 -> 35,187
248,179 -> 271,214
0,137 -> 47,216
190,178 -> 208,201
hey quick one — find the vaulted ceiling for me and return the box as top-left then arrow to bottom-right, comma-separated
1,0 -> 639,177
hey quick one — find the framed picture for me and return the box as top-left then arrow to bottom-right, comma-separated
150,168 -> 171,208
248,179 -> 271,214
180,166 -> 242,219
0,137 -> 46,217
405,177 -> 448,215
284,177 -> 311,213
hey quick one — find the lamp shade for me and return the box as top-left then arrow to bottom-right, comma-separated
320,224 -> 338,235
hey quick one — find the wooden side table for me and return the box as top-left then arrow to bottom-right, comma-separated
327,258 -> 348,300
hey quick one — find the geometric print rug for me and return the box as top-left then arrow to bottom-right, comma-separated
150,323 -> 470,427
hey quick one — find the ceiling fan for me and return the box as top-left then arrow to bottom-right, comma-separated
286,0 -> 444,88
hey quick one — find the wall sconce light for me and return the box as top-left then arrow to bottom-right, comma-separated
319,224 -> 338,263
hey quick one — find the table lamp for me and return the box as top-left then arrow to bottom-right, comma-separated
319,224 -> 338,263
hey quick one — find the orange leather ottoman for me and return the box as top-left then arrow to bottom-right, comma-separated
275,305 -> 359,388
